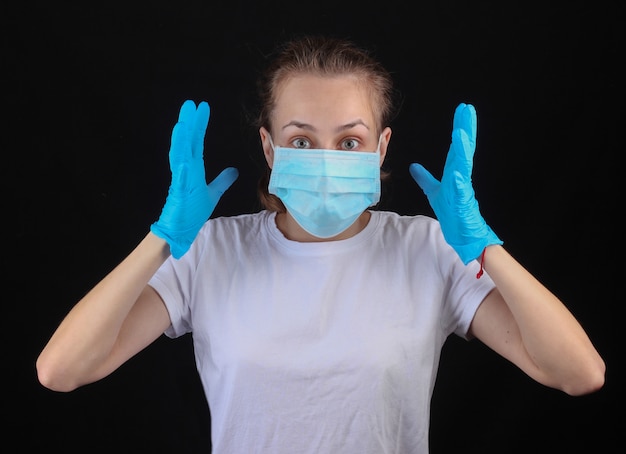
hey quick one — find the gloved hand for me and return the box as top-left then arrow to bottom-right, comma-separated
151,100 -> 238,259
409,103 -> 502,265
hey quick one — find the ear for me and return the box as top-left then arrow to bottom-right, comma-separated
378,127 -> 392,166
259,127 -> 274,169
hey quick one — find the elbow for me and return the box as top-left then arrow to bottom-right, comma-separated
562,358 -> 606,397
36,355 -> 80,393
564,374 -> 605,397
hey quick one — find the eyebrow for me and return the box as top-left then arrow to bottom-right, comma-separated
281,119 -> 370,132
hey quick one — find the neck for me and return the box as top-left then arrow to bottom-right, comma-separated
275,211 -> 371,242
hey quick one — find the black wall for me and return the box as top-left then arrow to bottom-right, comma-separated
6,1 -> 623,452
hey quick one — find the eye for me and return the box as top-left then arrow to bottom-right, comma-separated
290,137 -> 311,149
341,138 -> 360,151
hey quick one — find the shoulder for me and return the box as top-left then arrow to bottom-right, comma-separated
179,211 -> 272,260
371,210 -> 443,241
205,211 -> 270,234
370,210 -> 460,267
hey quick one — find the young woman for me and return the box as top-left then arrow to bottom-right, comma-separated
37,35 -> 605,453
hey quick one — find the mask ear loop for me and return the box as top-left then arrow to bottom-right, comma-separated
267,134 -> 276,152
375,133 -> 383,154
371,133 -> 383,169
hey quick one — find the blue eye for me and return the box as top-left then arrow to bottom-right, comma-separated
342,139 -> 359,150
291,138 -> 311,149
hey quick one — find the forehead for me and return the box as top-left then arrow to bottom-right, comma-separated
272,74 -> 377,129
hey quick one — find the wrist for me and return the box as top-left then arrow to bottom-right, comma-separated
145,231 -> 172,260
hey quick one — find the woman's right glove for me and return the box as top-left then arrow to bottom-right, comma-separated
150,100 -> 238,259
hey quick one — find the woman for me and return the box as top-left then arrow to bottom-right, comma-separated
37,35 -> 605,453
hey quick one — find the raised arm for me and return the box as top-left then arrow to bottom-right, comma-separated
36,100 -> 238,392
36,233 -> 172,392
470,245 -> 605,395
409,103 -> 605,395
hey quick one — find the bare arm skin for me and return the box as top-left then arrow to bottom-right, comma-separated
36,232 -> 172,392
37,232 -> 605,397
37,100 -> 235,393
469,245 -> 605,396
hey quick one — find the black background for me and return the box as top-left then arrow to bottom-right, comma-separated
5,1 -> 624,452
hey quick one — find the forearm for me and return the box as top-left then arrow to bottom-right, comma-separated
37,232 -> 170,391
482,245 -> 605,395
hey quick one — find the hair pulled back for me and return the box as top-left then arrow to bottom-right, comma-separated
255,35 -> 397,212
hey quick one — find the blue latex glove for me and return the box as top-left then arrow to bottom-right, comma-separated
151,100 -> 238,259
409,103 -> 502,265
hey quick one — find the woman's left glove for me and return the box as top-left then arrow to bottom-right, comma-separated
409,103 -> 502,265
151,100 -> 238,259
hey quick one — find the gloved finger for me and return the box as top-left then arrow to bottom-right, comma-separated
449,128 -> 475,178
169,121 -> 192,169
409,163 -> 440,195
178,100 -> 197,124
191,101 -> 210,159
169,100 -> 196,168
170,161 -> 191,192
452,170 -> 475,206
452,103 -> 477,149
207,167 -> 239,196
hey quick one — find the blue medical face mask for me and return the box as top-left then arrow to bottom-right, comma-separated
268,135 -> 382,238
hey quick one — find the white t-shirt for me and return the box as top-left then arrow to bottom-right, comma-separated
149,210 -> 496,453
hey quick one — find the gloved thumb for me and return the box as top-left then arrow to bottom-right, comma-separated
409,163 -> 440,195
207,167 -> 239,196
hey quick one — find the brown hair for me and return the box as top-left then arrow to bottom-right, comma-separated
254,35 -> 398,212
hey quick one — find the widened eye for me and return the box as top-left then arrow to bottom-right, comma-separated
342,138 -> 359,150
291,138 -> 311,149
